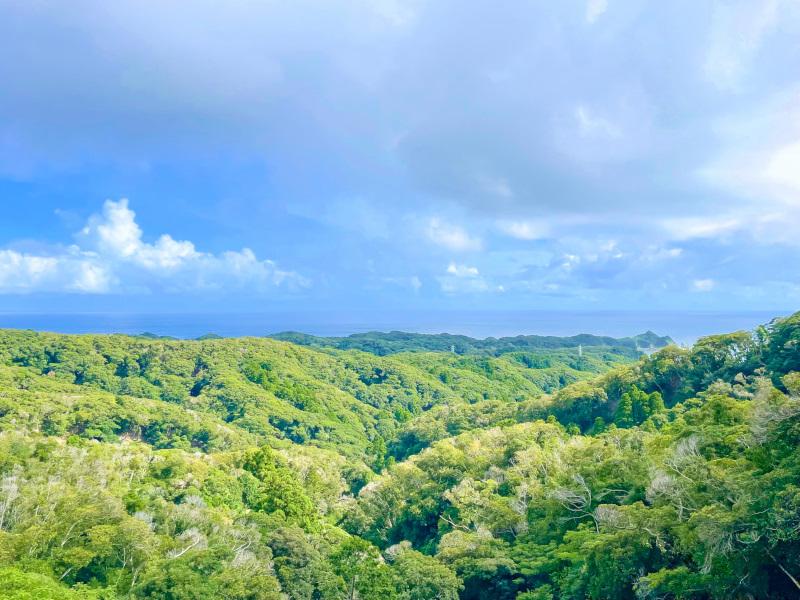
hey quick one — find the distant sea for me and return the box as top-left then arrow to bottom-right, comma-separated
0,310 -> 789,346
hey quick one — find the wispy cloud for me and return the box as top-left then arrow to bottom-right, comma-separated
382,275 -> 422,291
585,0 -> 608,24
701,100 -> 800,207
703,0 -> 780,90
692,278 -> 715,292
476,174 -> 514,199
575,106 -> 621,139
496,220 -> 549,240
693,86 -> 800,246
426,218 -> 482,252
661,216 -> 743,241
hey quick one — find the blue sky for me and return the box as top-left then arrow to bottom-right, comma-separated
0,0 -> 799,314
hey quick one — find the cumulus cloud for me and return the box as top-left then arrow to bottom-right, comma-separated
438,261 -> 495,294
0,249 -> 109,294
0,200 -> 305,294
80,200 -> 201,269
446,262 -> 479,277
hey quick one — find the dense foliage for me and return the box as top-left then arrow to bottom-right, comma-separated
270,330 -> 672,357
0,313 -> 797,598
0,331 -> 626,461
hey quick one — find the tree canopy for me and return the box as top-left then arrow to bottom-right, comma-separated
0,312 -> 797,598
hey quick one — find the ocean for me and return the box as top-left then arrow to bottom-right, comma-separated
0,310 -> 788,346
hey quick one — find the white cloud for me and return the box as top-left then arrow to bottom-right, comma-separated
694,88 -> 800,245
762,140 -> 800,194
72,261 -> 114,293
703,0 -> 780,90
446,262 -> 479,277
496,220 -> 549,240
0,250 -> 58,292
654,247 -> 683,260
692,278 -> 715,292
82,199 -> 143,258
575,105 -> 621,139
438,262 -> 499,294
426,218 -> 483,251
700,88 -> 800,205
81,199 -> 201,269
555,93 -> 654,165
0,200 -> 305,294
707,138 -> 800,206
661,216 -> 743,240
560,253 -> 581,271
664,200 -> 800,249
585,0 -> 608,24
0,248 -> 112,294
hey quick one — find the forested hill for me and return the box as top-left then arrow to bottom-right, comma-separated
0,330 -> 631,460
269,329 -> 673,356
0,312 -> 797,599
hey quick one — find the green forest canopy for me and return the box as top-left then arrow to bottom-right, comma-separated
0,312 -> 797,598
269,329 -> 673,356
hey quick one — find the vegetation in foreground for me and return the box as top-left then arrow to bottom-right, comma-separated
0,314 -> 797,599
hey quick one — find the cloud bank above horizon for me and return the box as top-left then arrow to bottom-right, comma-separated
0,0 -> 799,311
0,200 -> 304,295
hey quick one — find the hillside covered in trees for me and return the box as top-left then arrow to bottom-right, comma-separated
269,330 -> 673,357
0,313 -> 797,599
